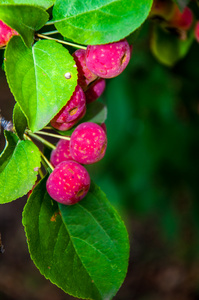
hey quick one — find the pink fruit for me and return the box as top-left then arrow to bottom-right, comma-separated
50,139 -> 73,167
169,6 -> 193,30
46,161 -> 90,205
72,49 -> 98,90
70,122 -> 107,164
50,85 -> 86,131
0,20 -> 18,47
86,39 -> 131,78
85,78 -> 106,103
195,21 -> 199,42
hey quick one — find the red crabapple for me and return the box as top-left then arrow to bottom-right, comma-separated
50,139 -> 73,167
72,49 -> 98,90
50,85 -> 86,131
86,39 -> 131,78
85,78 -> 106,103
70,122 -> 107,164
195,21 -> 199,42
0,20 -> 18,47
46,160 -> 90,205
168,6 -> 193,31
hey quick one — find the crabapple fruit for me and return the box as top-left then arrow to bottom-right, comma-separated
168,6 -> 193,31
86,39 -> 131,78
0,20 -> 18,47
46,160 -> 90,205
50,139 -> 73,167
70,122 -> 107,164
85,78 -> 106,103
72,49 -> 98,90
50,85 -> 86,131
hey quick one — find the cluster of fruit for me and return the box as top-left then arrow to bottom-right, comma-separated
46,39 -> 131,205
50,39 -> 131,131
2,0 -> 199,207
0,17 -> 131,206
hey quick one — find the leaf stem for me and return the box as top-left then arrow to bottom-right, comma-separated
43,126 -> 53,130
45,20 -> 56,26
41,30 -> 59,35
34,130 -> 71,141
36,33 -> 87,50
40,151 -> 54,171
23,134 -> 53,173
26,130 -> 56,150
38,167 -> 44,179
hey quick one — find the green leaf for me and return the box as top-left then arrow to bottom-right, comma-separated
81,101 -> 107,124
5,37 -> 78,132
23,178 -> 129,300
0,131 -> 41,203
52,0 -> 153,45
0,0 -> 54,9
13,103 -> 27,140
0,4 -> 49,47
173,0 -> 190,11
150,25 -> 194,66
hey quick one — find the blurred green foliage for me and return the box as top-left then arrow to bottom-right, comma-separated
88,21 -> 199,262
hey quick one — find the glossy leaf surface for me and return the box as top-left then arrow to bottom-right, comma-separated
23,178 -> 129,300
0,131 -> 41,203
53,0 -> 153,45
0,4 -> 49,47
5,37 -> 78,132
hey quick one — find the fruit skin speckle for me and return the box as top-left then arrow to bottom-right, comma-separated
46,160 -> 90,205
50,85 -> 86,131
70,122 -> 107,165
50,139 -> 73,167
85,39 -> 131,79
0,20 -> 18,47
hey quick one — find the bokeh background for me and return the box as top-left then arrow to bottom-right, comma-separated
1,19 -> 199,300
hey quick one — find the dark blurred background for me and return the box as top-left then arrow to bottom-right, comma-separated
1,21 -> 199,300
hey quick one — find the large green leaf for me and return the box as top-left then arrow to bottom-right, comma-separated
0,0 -> 54,9
5,36 -> 78,132
0,4 -> 49,47
0,131 -> 41,203
52,0 -> 153,45
150,25 -> 194,66
23,177 -> 129,300
13,103 -> 27,140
